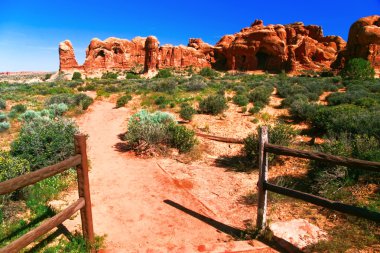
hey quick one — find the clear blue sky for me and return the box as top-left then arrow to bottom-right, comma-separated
0,0 -> 379,71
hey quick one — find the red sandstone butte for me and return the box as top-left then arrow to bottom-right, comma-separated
341,15 -> 380,72
58,16 -> 380,74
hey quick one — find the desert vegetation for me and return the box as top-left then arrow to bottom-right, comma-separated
1,61 -> 379,251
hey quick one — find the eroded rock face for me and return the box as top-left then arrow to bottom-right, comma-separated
82,37 -> 146,72
214,20 -> 345,72
345,15 -> 380,71
59,18 -> 367,74
59,40 -> 80,71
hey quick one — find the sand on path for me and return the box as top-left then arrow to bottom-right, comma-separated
74,100 -> 230,251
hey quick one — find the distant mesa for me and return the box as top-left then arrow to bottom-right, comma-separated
58,15 -> 380,75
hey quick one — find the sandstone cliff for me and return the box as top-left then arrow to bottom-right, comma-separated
335,15 -> 380,72
58,16 -> 380,75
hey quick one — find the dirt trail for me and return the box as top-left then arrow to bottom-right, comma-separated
73,100 -> 231,251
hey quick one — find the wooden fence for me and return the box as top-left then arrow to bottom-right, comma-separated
0,134 -> 94,253
256,126 -> 380,229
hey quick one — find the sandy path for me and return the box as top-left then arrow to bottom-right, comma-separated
74,100 -> 230,251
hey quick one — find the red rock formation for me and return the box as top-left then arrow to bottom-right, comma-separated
59,18 -> 353,74
215,20 -> 345,72
144,36 -> 159,72
82,37 -> 146,72
344,15 -> 380,71
59,40 -> 80,71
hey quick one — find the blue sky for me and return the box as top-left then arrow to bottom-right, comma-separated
0,1 -> 379,71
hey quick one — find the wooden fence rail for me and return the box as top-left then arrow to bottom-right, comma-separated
257,126 -> 380,230
0,134 -> 94,253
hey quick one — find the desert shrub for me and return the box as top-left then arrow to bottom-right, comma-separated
289,100 -> 318,120
73,93 -> 94,110
243,123 -> 297,162
0,151 -> 30,204
126,110 -> 196,153
199,67 -> 219,78
0,122 -> 10,132
156,69 -> 172,78
248,106 -> 260,115
248,85 -> 273,104
116,95 -> 132,108
199,95 -> 228,115
268,123 -> 298,147
11,104 -> 27,113
233,94 -> 249,106
126,110 -> 174,145
44,73 -> 52,81
167,123 -> 197,153
241,106 -> 247,113
232,85 -> 247,94
309,104 -> 380,138
183,76 -> 207,91
308,133 -> 380,200
102,72 -> 118,79
46,94 -> 73,105
72,72 -> 82,80
0,112 -> 7,122
179,103 -> 196,121
341,58 -> 375,80
11,117 -> 78,170
0,99 -> 5,110
48,103 -> 69,116
126,72 -> 140,79
152,79 -> 177,93
19,110 -> 42,122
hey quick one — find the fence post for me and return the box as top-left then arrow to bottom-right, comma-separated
256,126 -> 269,230
74,134 -> 95,250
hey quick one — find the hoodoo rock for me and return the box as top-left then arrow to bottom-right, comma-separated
59,40 -> 80,71
58,17 -> 380,75
344,15 -> 380,72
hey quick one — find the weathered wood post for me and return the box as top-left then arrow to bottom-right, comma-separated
256,126 -> 269,230
74,134 -> 95,250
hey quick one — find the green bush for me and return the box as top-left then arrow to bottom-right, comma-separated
0,122 -> 10,132
72,72 -> 82,80
308,133 -> 380,200
341,58 -> 375,80
243,123 -> 297,162
0,151 -> 30,182
179,103 -> 196,121
199,67 -> 219,78
126,110 -> 175,145
116,95 -> 132,108
183,76 -> 207,91
268,123 -> 298,147
233,94 -> 249,106
48,103 -> 69,116
0,99 -> 6,110
199,95 -> 228,115
74,93 -> 94,110
11,104 -> 27,113
102,72 -> 118,79
249,85 -> 273,104
167,123 -> 197,153
126,72 -> 140,79
152,79 -> 177,93
11,117 -> 78,170
0,112 -> 6,122
126,110 -> 196,152
156,69 -> 172,78
0,151 -> 30,204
